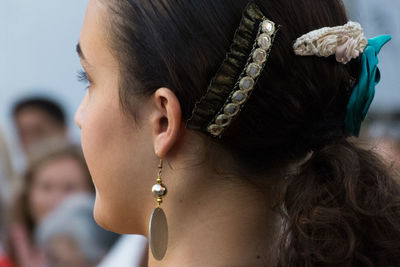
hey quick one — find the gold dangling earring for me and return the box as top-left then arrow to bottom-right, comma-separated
149,159 -> 168,261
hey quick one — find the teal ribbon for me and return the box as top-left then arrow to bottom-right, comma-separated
344,35 -> 392,136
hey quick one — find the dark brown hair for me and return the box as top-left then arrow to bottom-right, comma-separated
12,97 -> 66,126
103,0 -> 400,265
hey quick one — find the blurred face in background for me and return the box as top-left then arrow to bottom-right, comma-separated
14,107 -> 67,153
28,156 -> 90,223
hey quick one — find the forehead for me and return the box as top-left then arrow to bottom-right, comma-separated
35,157 -> 82,178
79,0 -> 116,67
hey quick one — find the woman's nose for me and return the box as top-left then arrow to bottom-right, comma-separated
74,93 -> 88,129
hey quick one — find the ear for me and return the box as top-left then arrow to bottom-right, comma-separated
150,88 -> 182,158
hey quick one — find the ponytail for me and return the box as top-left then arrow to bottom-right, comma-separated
279,139 -> 400,266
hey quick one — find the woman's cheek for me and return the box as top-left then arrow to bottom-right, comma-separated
80,104 -> 103,188
80,97 -> 121,190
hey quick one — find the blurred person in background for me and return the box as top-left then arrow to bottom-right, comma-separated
12,97 -> 68,156
0,130 -> 14,267
0,191 -> 14,267
5,142 -> 94,267
0,129 -> 15,206
35,194 -> 119,267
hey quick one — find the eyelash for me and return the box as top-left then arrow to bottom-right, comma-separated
77,70 -> 91,89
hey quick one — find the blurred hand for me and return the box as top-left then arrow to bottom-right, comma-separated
10,223 -> 45,267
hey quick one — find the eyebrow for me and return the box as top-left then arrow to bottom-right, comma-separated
76,43 -> 86,60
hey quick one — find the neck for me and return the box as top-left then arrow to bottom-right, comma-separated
147,155 -> 282,267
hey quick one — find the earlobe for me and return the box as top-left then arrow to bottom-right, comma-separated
151,88 -> 182,158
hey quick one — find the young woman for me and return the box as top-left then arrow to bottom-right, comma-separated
8,142 -> 94,267
75,0 -> 400,266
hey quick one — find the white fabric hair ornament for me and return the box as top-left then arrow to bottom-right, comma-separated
293,21 -> 368,64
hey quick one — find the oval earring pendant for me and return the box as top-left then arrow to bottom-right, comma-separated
149,207 -> 168,260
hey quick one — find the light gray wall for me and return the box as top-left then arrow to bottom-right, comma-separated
0,0 -> 88,167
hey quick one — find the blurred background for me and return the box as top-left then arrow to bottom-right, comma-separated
0,0 -> 398,267
0,1 -> 148,267
0,0 -> 87,171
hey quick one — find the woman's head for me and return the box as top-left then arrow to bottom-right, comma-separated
75,1 -> 400,265
75,0 -> 356,229
104,0 -> 357,163
15,142 -> 94,235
